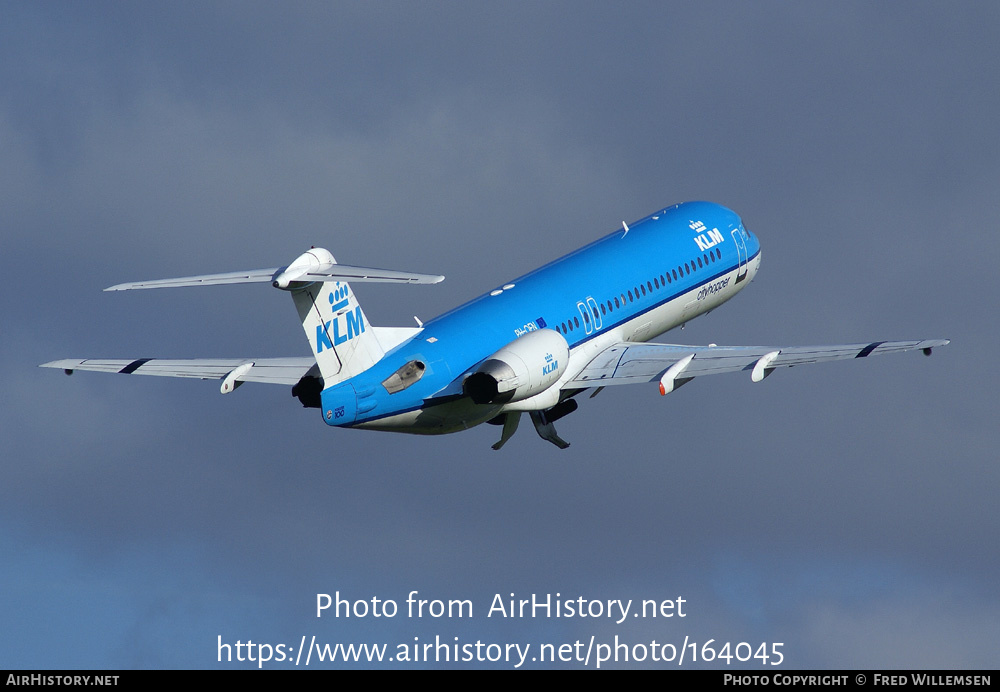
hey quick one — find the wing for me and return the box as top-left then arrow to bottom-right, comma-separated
565,339 -> 949,393
40,357 -> 316,387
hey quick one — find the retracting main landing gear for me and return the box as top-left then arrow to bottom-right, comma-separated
490,398 -> 579,450
529,410 -> 570,449
490,412 -> 520,451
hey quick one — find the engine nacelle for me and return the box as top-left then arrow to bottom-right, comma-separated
464,329 -> 569,405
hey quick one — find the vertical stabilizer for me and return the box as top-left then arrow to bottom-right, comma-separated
288,249 -> 385,386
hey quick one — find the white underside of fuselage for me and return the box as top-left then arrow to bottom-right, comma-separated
354,253 -> 761,435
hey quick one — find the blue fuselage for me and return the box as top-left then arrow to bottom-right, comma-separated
320,201 -> 761,433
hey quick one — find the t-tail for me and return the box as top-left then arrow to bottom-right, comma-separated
282,249 -> 384,385
102,246 -> 444,388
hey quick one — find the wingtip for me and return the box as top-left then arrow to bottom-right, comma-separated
39,360 -> 76,374
921,339 -> 950,356
104,280 -> 144,291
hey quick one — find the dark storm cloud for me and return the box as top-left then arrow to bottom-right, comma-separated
2,1 -> 997,668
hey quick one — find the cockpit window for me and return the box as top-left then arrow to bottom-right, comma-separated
382,360 -> 426,394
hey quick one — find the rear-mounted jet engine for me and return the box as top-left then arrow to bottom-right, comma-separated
463,328 -> 569,405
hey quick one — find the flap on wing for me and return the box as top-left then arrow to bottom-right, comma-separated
564,339 -> 950,388
40,357 -> 316,385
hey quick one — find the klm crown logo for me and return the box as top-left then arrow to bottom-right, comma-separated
542,352 -> 558,375
329,283 -> 350,313
690,220 -> 724,252
315,284 -> 365,353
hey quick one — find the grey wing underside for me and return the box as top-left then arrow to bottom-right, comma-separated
40,357 -> 316,385
565,339 -> 950,389
41,339 -> 949,390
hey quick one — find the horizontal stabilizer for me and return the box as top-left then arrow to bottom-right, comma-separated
105,263 -> 444,291
105,269 -> 278,291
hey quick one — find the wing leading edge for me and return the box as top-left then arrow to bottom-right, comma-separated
565,339 -> 950,391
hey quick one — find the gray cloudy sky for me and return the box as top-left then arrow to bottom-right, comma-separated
2,1 -> 997,669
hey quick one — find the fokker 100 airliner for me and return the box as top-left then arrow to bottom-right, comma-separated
42,201 -> 948,449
